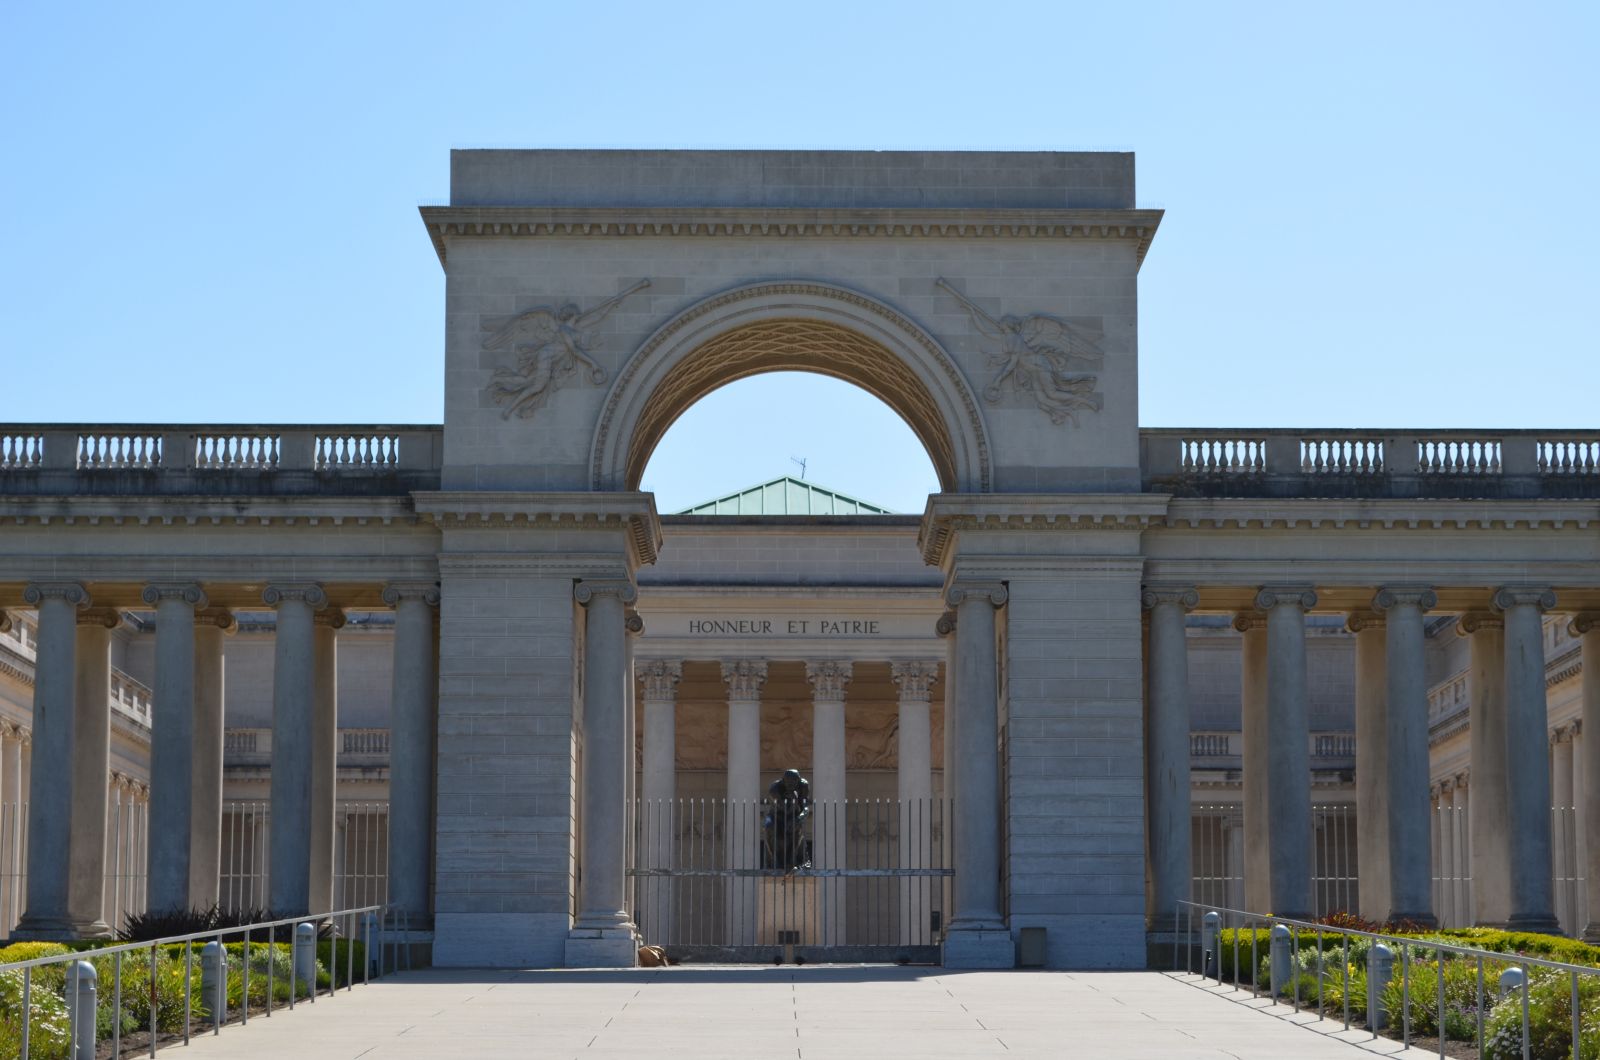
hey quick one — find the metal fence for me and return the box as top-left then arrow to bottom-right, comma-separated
220,801 -> 390,914
1191,804 -> 1358,918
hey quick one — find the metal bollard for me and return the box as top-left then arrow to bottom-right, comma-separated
65,960 -> 96,1060
1498,966 -> 1525,999
1368,943 -> 1395,1031
201,941 -> 228,1027
1202,912 -> 1222,980
294,922 -> 317,995
1269,924 -> 1292,997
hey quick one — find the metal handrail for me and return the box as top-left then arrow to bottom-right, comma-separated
1175,899 -> 1600,1060
0,903 -> 400,1058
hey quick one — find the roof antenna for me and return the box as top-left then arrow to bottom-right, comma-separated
790,456 -> 807,480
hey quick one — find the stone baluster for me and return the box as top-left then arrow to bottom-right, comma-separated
309,608 -> 344,915
143,583 -> 205,914
264,583 -> 326,916
1142,586 -> 1198,935
1257,587 -> 1316,921
1493,587 -> 1560,933
1373,587 -> 1438,926
721,658 -> 767,947
943,581 -> 1012,968
1347,611 -> 1390,921
15,582 -> 90,938
1233,612 -> 1270,913
70,607 -> 119,937
383,583 -> 439,924
892,659 -> 938,946
189,610 -> 235,910
807,659 -> 853,947
565,580 -> 638,967
1460,612 -> 1509,926
638,659 -> 681,943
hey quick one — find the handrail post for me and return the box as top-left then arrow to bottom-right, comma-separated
202,939 -> 227,1030
1368,942 -> 1394,1033
294,922 -> 316,1000
65,960 -> 96,1060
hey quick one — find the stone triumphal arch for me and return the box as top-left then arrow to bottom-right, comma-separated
3,149 -> 1599,971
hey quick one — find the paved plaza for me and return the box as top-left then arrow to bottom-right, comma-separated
180,967 -> 1440,1059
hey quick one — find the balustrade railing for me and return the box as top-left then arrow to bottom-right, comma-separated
1190,731 -> 1354,763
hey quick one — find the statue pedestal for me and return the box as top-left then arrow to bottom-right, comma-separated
758,875 -> 820,946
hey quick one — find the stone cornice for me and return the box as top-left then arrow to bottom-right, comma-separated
1159,497 -> 1600,532
413,491 -> 662,568
918,493 -> 1171,567
0,495 -> 422,527
419,206 -> 1165,267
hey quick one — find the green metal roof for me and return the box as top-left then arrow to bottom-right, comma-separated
677,476 -> 894,516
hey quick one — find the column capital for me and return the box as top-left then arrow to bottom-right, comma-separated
381,582 -> 440,608
1552,721 -> 1579,744
23,582 -> 89,608
1491,586 -> 1557,613
76,607 -> 122,630
1568,613 -> 1600,637
1253,586 -> 1317,611
262,583 -> 327,608
1141,586 -> 1199,612
1439,776 -> 1456,795
624,609 -> 644,635
140,582 -> 207,608
1454,770 -> 1470,788
891,660 -> 939,703
313,609 -> 347,630
196,608 -> 237,634
1457,611 -> 1504,636
935,610 -> 957,637
946,581 -> 1007,608
639,660 -> 682,701
721,659 -> 768,700
1372,586 -> 1438,612
574,579 -> 637,606
1344,611 -> 1385,634
805,659 -> 854,701
0,611 -> 10,635
1230,611 -> 1267,633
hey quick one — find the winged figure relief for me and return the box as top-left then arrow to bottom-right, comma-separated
484,280 -> 650,420
936,278 -> 1105,425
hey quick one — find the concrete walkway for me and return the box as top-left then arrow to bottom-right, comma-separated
180,967 -> 1442,1060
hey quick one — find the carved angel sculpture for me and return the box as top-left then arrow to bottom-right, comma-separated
485,280 -> 650,420
937,278 -> 1105,425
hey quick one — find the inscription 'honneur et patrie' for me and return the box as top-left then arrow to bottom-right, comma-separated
686,618 -> 884,635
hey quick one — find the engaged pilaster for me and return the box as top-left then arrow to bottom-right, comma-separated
264,582 -> 326,916
1492,586 -> 1560,934
637,658 -> 681,943
1142,586 -> 1197,934
807,659 -> 853,947
1373,586 -> 1438,926
892,660 -> 939,945
383,582 -> 439,924
1572,614 -> 1600,943
1255,586 -> 1316,921
720,658 -> 767,947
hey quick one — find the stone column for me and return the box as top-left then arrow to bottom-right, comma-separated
264,583 -> 325,916
1493,587 -> 1560,934
1142,587 -> 1198,934
637,659 -> 681,943
14,582 -> 89,938
943,581 -> 1011,968
1347,611 -> 1390,922
1257,587 -> 1316,921
142,584 -> 204,914
383,583 -> 439,924
188,611 -> 232,910
721,659 -> 767,946
936,611 -> 958,808
69,607 -> 118,936
1,723 -> 21,930
622,609 -> 641,928
1437,777 -> 1457,925
807,659 -> 853,947
565,580 -> 637,967
1577,615 -> 1600,941
1460,613 -> 1510,925
892,660 -> 938,946
1552,725 -> 1576,932
1373,587 -> 1438,926
308,609 -> 343,915
1234,612 -> 1270,913
1225,813 -> 1246,911
1451,776 -> 1470,927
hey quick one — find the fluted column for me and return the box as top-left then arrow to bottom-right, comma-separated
1451,776 -> 1470,926
1552,724 -> 1576,931
189,610 -> 233,909
1143,586 -> 1198,934
69,607 -> 118,936
720,658 -> 767,947
1373,586 -> 1438,926
807,659 -> 853,947
383,583 -> 439,924
1257,587 -> 1316,921
566,580 -> 637,966
309,608 -> 343,915
265,583 -> 325,916
14,582 -> 89,938
1438,777 -> 1457,924
1577,615 -> 1600,942
944,580 -> 1011,967
892,660 -> 938,945
1347,611 -> 1390,921
1234,612 -> 1270,912
1493,586 -> 1560,934
1460,613 -> 1510,925
638,659 -> 681,943
143,583 -> 205,914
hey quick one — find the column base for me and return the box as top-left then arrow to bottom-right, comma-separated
1506,914 -> 1562,936
11,915 -> 112,941
942,928 -> 1014,969
564,924 -> 639,968
1583,922 -> 1600,945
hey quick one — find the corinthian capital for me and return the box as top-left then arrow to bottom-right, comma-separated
141,583 -> 208,609
1372,586 -> 1438,613
721,659 -> 768,700
946,581 -> 1007,608
1141,586 -> 1199,612
381,582 -> 441,608
891,660 -> 939,703
806,660 -> 854,701
262,583 -> 327,609
1491,586 -> 1557,613
574,579 -> 637,606
1253,586 -> 1317,612
639,660 -> 682,702
23,582 -> 90,609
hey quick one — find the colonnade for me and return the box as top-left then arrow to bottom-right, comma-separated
6,580 -> 438,939
1148,583 -> 1600,941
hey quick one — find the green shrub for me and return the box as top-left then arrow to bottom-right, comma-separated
1377,955 -> 1483,1041
1483,968 -> 1600,1060
0,968 -> 72,1060
0,941 -> 72,966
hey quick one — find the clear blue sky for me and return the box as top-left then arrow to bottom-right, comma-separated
4,1 -> 1595,513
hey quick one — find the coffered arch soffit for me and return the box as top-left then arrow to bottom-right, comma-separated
589,282 -> 991,493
